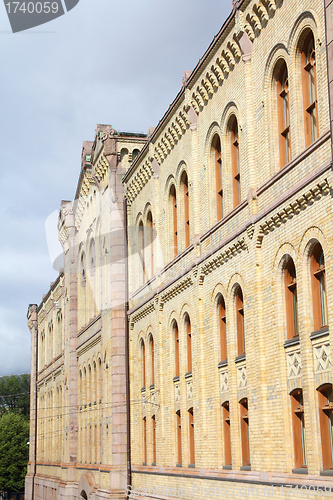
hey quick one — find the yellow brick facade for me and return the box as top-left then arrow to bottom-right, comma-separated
124,0 -> 333,498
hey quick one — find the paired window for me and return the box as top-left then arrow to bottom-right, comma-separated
188,407 -> 195,466
230,116 -> 241,208
174,321 -> 180,378
147,211 -> 154,278
181,172 -> 190,248
235,286 -> 245,356
143,416 -> 147,464
318,384 -> 333,471
149,334 -> 155,387
277,61 -> 291,168
218,295 -> 227,362
284,257 -> 299,339
222,401 -> 232,467
290,389 -> 306,470
140,339 -> 146,389
240,398 -> 250,467
138,211 -> 154,285
176,410 -> 182,465
152,415 -> 156,465
138,221 -> 145,283
311,243 -> 328,331
302,32 -> 318,146
212,134 -> 223,220
185,314 -> 192,373
169,185 -> 178,257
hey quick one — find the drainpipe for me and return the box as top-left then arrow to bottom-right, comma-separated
124,196 -> 131,499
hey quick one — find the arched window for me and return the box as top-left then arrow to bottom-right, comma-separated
290,388 -> 307,470
181,171 -> 190,248
212,135 -> 223,220
149,334 -> 155,387
138,221 -> 145,284
176,410 -> 182,465
317,384 -> 333,471
185,314 -> 192,373
174,321 -> 180,377
132,148 -> 140,162
218,295 -> 227,362
277,61 -> 291,168
240,398 -> 250,467
188,407 -> 195,466
169,185 -> 178,257
235,286 -> 245,356
140,339 -> 146,389
311,243 -> 328,331
230,117 -> 240,208
284,257 -> 299,339
147,211 -> 154,277
302,31 -> 318,146
222,401 -> 232,467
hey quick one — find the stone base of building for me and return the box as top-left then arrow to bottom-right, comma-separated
25,469 -> 127,500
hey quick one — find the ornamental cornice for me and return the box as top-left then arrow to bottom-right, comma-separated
201,237 -> 247,276
125,160 -> 154,204
131,301 -> 155,325
256,178 -> 330,248
74,170 -> 96,230
94,154 -> 109,184
159,276 -> 193,311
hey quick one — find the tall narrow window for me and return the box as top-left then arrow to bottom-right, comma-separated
222,401 -> 232,467
277,61 -> 291,167
188,408 -> 195,466
176,410 -> 182,465
149,334 -> 155,387
147,211 -> 154,278
218,295 -> 227,361
185,315 -> 192,373
318,384 -> 333,471
290,389 -> 307,470
236,286 -> 245,356
240,398 -> 250,467
139,221 -> 145,283
170,185 -> 178,257
174,321 -> 180,377
285,258 -> 299,339
143,417 -> 147,465
311,243 -> 328,331
181,172 -> 190,248
140,339 -> 146,389
230,117 -> 240,208
152,415 -> 156,465
302,32 -> 318,146
213,135 -> 223,220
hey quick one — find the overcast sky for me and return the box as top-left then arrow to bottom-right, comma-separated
0,0 -> 231,376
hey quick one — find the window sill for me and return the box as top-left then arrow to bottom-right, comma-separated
185,371 -> 192,379
320,470 -> 333,476
188,464 -> 195,468
223,465 -> 232,470
310,326 -> 329,341
151,463 -> 156,467
141,387 -> 146,393
292,468 -> 308,475
176,463 -> 182,468
240,466 -> 251,471
150,384 -> 155,390
235,354 -> 246,364
284,336 -> 300,348
218,360 -> 228,369
173,376 -> 180,383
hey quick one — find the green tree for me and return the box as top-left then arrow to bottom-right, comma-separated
0,412 -> 29,492
0,374 -> 30,418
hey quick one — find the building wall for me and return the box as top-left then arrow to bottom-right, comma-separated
26,128 -> 146,500
124,0 -> 333,498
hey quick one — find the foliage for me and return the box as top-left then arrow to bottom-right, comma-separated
0,374 -> 30,418
0,412 -> 29,492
